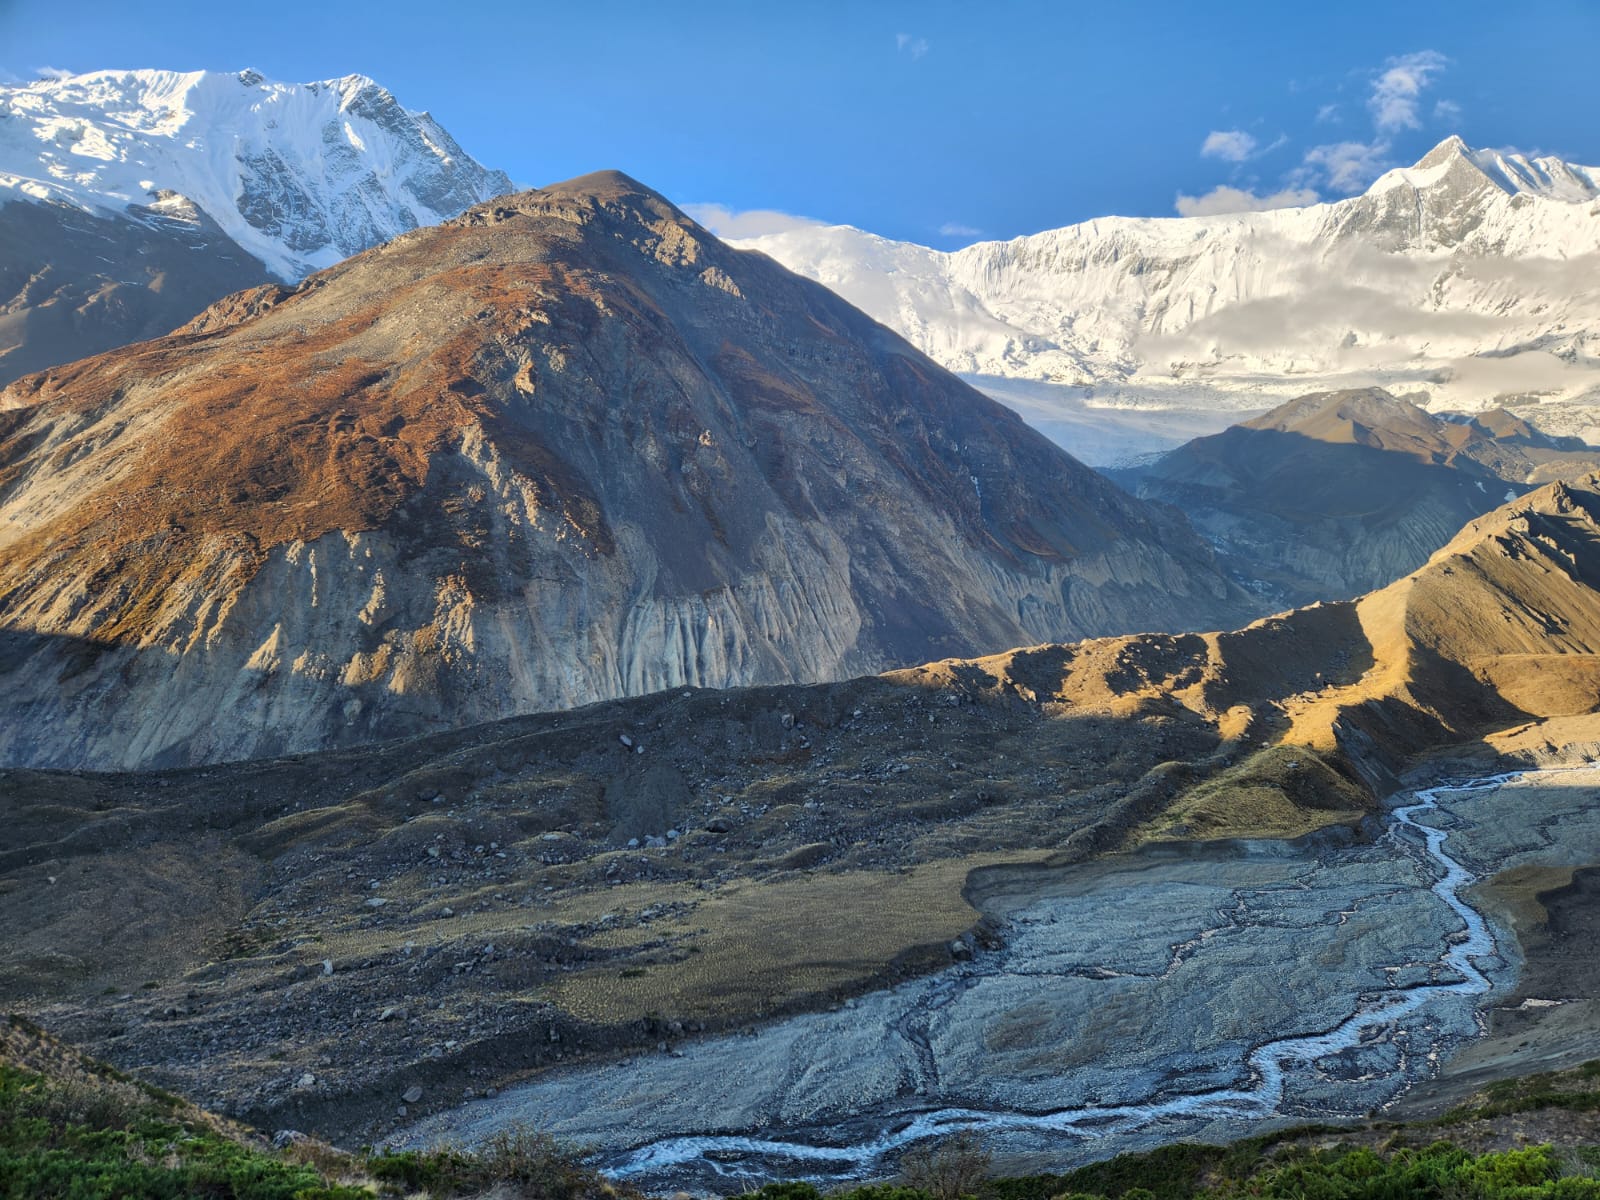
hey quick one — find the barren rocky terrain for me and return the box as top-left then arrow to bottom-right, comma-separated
6,477 -> 1600,1176
401,759 -> 1600,1194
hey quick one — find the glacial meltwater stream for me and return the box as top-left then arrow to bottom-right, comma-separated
404,764 -> 1600,1192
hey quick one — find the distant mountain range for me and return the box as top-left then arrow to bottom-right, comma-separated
737,137 -> 1600,456
0,68 -> 511,386
7,76 -> 1600,461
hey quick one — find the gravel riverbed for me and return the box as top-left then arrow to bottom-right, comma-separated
399,763 -> 1600,1193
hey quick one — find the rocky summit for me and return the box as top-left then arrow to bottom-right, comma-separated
0,170 -> 1252,770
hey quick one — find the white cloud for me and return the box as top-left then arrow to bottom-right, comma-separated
1316,103 -> 1340,124
682,203 -> 825,240
895,32 -> 929,59
1302,140 -> 1393,193
938,221 -> 983,239
1174,185 -> 1321,217
1369,50 -> 1448,133
35,65 -> 74,80
1200,129 -> 1258,162
1433,98 -> 1463,124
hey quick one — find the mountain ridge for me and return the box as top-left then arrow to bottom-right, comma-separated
1113,387 -> 1600,608
736,137 -> 1600,451
0,67 -> 512,389
0,67 -> 513,279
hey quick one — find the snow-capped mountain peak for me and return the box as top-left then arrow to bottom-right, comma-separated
0,67 -> 512,279
731,137 -> 1600,459
1370,134 -> 1600,203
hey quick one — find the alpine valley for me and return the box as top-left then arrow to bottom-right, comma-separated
5,55 -> 1600,1200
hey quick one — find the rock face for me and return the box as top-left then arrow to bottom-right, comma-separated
1112,388 -> 1600,608
0,171 -> 1252,769
0,68 -> 512,386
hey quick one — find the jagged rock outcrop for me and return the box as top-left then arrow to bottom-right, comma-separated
1112,388 -> 1600,607
0,171 -> 1253,769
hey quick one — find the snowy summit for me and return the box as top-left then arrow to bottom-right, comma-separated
0,67 -> 513,280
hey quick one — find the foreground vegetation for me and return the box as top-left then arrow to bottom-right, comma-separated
5,1012 -> 1600,1199
741,1141 -> 1600,1200
0,1016 -> 630,1199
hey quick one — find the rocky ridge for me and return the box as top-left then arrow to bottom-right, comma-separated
1112,387 -> 1600,608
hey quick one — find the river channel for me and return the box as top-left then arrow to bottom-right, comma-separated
403,763 -> 1600,1192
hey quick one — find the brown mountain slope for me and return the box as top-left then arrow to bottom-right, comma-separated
5,478 -> 1600,1139
0,171 -> 1250,770
1116,388 -> 1600,608
900,473 -> 1600,827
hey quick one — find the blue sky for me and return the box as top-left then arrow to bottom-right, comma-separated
1,0 -> 1595,246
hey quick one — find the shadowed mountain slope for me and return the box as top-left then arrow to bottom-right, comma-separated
0,170 -> 1251,770
1112,388 -> 1600,608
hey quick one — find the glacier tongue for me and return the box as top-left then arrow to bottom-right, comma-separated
733,136 -> 1600,458
0,67 -> 513,280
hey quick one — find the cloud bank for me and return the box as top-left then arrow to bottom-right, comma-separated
1175,185 -> 1320,217
682,203 -> 826,239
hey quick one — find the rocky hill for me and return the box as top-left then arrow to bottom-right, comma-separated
0,170 -> 1251,770
1111,388 -> 1600,607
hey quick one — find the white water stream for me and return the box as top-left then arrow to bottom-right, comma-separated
600,769 -> 1549,1183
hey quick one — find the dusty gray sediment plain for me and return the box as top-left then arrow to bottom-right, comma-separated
400,764 -> 1600,1192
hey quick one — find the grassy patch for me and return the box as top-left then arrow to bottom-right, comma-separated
1441,1060 -> 1600,1123
1142,745 -> 1369,842
0,1059 -> 368,1200
0,1026 -> 634,1200
736,1137 -> 1600,1200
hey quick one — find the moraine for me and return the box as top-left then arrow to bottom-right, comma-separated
399,762 -> 1600,1193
